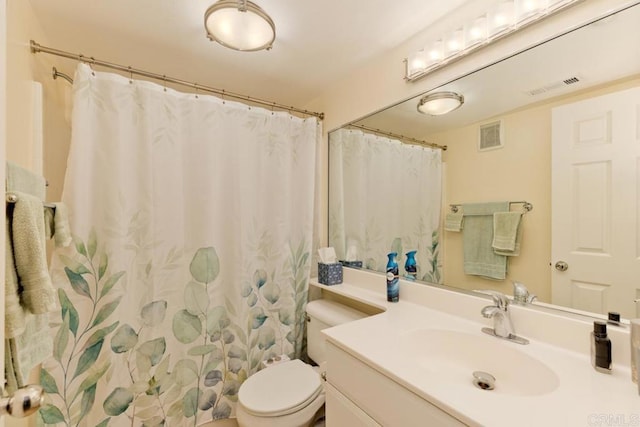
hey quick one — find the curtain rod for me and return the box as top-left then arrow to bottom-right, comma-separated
347,124 -> 447,151
30,40 -> 324,120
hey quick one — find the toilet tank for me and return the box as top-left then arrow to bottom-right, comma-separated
305,299 -> 367,365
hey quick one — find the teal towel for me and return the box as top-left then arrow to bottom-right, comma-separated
444,212 -> 464,232
6,161 -> 46,201
5,162 -> 55,392
493,212 -> 523,256
10,191 -> 56,314
5,312 -> 51,393
5,216 -> 26,338
44,203 -> 72,247
463,202 -> 509,280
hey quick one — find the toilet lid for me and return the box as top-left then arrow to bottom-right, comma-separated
239,359 -> 322,417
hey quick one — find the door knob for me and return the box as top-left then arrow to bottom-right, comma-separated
0,385 -> 45,418
555,261 -> 569,272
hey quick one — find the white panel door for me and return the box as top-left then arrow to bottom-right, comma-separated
552,86 -> 640,318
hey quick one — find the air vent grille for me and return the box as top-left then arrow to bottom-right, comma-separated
479,121 -> 503,152
526,76 -> 581,96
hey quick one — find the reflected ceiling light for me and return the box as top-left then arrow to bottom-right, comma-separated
404,0 -> 583,82
489,1 -> 516,36
444,28 -> 464,58
204,0 -> 276,52
417,92 -> 464,116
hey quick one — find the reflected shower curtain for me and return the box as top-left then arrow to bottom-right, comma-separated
329,129 -> 442,282
40,64 -> 320,426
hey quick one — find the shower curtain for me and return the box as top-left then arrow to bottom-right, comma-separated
39,64 -> 320,426
329,129 -> 442,282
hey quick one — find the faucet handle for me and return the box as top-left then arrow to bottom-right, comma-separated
475,290 -> 509,309
513,281 -> 537,305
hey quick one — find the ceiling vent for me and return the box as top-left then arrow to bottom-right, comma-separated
525,76 -> 581,96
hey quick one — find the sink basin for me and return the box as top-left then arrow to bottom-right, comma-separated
398,329 -> 559,396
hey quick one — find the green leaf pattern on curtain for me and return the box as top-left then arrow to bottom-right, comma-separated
41,237 -> 310,426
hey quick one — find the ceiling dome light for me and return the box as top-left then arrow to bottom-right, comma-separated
417,91 -> 464,116
205,0 -> 276,52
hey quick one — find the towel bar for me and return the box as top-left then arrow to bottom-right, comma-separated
6,192 -> 56,209
449,201 -> 533,213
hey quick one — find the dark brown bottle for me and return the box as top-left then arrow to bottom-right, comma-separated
591,321 -> 612,373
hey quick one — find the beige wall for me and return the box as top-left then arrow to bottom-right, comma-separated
432,77 -> 640,302
4,2 -> 69,425
6,0 -> 70,201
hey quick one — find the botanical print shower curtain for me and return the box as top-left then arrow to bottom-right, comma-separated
329,129 -> 442,282
39,64 -> 320,426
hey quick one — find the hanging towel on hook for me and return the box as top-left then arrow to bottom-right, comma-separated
10,191 -> 56,313
44,203 -> 72,247
444,212 -> 464,232
5,161 -> 55,393
6,162 -> 46,200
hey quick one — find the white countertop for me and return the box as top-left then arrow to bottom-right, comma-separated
313,275 -> 640,427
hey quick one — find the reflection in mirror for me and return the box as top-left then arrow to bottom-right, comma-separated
328,3 -> 640,319
329,129 -> 442,282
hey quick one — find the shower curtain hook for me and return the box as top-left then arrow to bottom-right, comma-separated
162,75 -> 167,92
128,66 -> 133,84
271,102 -> 276,115
90,57 -> 96,76
194,83 -> 199,99
221,89 -> 225,104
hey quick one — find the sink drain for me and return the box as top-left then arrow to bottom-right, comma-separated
472,371 -> 496,391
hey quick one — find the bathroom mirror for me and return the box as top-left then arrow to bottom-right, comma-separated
328,3 -> 640,319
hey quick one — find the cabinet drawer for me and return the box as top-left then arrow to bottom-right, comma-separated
325,382 -> 381,427
326,342 -> 467,427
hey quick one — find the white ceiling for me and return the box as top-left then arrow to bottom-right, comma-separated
28,0 -> 471,107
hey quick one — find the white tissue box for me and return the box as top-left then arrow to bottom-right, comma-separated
318,263 -> 343,285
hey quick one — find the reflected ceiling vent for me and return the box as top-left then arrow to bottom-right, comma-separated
525,76 -> 581,96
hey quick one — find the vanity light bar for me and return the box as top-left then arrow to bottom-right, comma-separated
405,0 -> 584,82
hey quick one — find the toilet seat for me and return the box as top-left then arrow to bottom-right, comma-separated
238,359 -> 322,417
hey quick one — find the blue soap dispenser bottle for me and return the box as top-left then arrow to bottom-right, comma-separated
386,252 -> 399,302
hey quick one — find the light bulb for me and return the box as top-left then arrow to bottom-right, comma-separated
464,15 -> 488,48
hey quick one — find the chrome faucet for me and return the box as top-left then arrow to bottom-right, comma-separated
480,291 -> 529,345
513,281 -> 537,305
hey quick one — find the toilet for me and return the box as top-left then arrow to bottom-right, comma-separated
235,299 -> 367,427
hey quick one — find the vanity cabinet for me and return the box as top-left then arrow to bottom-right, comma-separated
325,383 -> 381,426
325,342 -> 467,427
